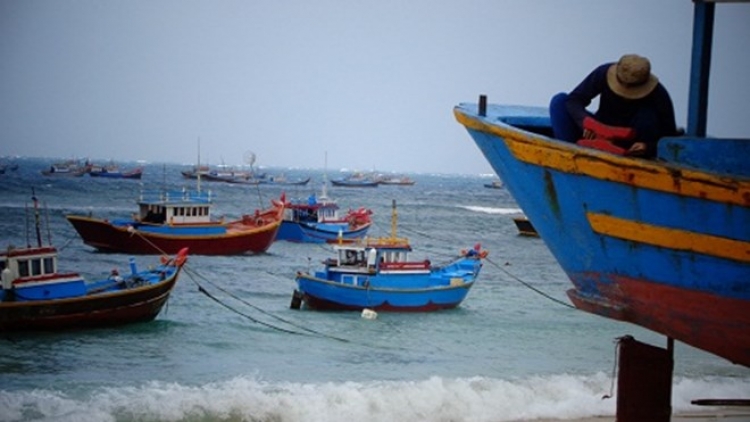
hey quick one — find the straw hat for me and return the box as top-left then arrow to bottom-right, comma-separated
607,54 -> 659,99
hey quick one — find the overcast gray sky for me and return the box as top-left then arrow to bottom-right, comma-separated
1,1 -> 748,174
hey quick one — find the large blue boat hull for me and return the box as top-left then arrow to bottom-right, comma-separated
454,103 -> 750,367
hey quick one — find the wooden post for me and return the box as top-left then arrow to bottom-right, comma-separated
616,336 -> 674,422
479,95 -> 487,117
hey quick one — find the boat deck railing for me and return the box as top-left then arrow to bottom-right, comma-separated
139,189 -> 213,204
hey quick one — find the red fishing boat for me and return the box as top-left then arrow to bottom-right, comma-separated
66,189 -> 284,255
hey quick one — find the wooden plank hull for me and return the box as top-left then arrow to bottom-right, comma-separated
455,103 -> 750,367
66,215 -> 280,255
0,268 -> 181,332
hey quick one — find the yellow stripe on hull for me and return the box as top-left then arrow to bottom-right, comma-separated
455,112 -> 750,207
586,212 -> 750,263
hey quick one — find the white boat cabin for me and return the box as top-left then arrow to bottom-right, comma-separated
1,246 -> 58,288
137,189 -> 214,225
331,240 -> 415,272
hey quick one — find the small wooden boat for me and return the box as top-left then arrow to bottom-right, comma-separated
292,200 -> 487,311
66,189 -> 284,255
261,175 -> 311,186
41,160 -> 88,177
181,166 -> 264,182
88,163 -> 143,179
330,172 -> 379,187
483,180 -> 503,189
512,216 -> 538,237
0,194 -> 188,331
376,175 -> 416,186
277,182 -> 372,243
202,174 -> 311,186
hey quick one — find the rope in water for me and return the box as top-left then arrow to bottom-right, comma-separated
397,220 -> 575,310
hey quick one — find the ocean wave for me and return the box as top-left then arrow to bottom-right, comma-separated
2,374 -> 749,422
460,206 -> 522,215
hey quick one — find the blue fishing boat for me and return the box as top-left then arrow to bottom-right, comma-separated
454,1 -> 749,370
292,201 -> 487,311
1,194 -> 189,331
277,182 -> 372,243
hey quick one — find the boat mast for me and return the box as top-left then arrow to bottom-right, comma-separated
31,188 -> 42,247
390,199 -> 398,239
322,151 -> 329,200
196,137 -> 202,193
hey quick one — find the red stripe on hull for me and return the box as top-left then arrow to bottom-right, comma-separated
67,218 -> 278,255
567,275 -> 750,367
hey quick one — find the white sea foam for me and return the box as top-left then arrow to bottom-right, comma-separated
2,374 -> 749,422
461,205 -> 522,215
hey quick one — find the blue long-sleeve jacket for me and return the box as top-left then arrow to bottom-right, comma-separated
566,63 -> 678,156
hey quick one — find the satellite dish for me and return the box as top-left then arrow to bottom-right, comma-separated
243,151 -> 256,166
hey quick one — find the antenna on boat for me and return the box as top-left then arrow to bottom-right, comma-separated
196,137 -> 202,193
390,199 -> 398,239
24,199 -> 30,247
322,151 -> 329,200
31,188 -> 42,247
44,198 -> 52,246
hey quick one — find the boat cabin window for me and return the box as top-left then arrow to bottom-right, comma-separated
141,205 -> 166,223
380,250 -> 408,263
0,259 -> 6,272
31,258 -> 41,275
18,260 -> 29,277
16,256 -> 54,278
342,249 -> 365,265
320,208 -> 335,220
44,257 -> 55,274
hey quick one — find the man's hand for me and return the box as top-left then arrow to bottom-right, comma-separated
626,142 -> 647,156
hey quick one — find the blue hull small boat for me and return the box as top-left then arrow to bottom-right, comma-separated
1,194 -> 189,331
293,201 -> 487,311
277,183 -> 372,244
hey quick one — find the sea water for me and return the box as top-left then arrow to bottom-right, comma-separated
1,158 -> 749,422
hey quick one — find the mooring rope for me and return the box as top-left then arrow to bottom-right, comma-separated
116,227 -> 341,339
484,256 -> 576,309
182,265 -> 351,342
390,217 -> 576,310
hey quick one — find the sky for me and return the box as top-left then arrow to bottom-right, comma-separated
1,1 -> 749,175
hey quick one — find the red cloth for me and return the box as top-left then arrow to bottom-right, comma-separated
576,117 -> 633,155
576,139 -> 627,155
583,116 -> 635,140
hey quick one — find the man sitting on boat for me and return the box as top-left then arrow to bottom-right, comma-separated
549,54 -> 678,157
